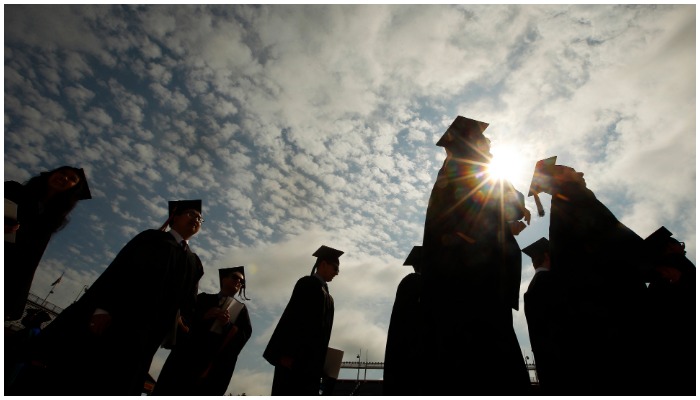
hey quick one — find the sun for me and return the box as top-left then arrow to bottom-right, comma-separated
486,144 -> 523,183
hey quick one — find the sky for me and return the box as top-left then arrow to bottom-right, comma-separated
4,4 -> 696,396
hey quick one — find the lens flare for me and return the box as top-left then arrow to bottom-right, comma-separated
487,145 -> 522,183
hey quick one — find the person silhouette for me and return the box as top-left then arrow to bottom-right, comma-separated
528,157 -> 649,395
31,200 -> 205,395
521,237 -> 566,394
153,266 -> 252,395
421,116 -> 531,395
5,166 -> 91,321
263,245 -> 343,396
642,226 -> 695,395
383,246 -> 423,395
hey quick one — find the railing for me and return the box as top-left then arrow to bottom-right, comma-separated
26,292 -> 64,316
340,361 -> 384,370
4,292 -> 65,332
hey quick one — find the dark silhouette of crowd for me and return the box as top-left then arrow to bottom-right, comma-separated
383,116 -> 695,396
5,116 -> 695,396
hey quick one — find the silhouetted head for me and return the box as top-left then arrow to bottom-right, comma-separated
437,116 -> 492,162
24,166 -> 92,232
311,245 -> 344,283
160,199 -> 202,240
644,226 -> 695,284
403,246 -> 425,274
219,266 -> 249,300
522,237 -> 551,270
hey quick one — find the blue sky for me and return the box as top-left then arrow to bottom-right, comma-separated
4,4 -> 696,395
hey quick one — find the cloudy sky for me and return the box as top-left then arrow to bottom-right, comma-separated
4,4 -> 695,395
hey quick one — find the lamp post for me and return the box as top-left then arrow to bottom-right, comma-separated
73,285 -> 89,303
364,351 -> 368,381
42,287 -> 56,306
356,350 -> 361,381
525,356 -> 531,383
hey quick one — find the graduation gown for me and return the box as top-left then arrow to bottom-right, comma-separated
263,275 -> 334,395
549,182 -> 649,394
4,181 -> 57,321
523,269 -> 566,394
35,229 -> 203,395
421,160 -> 530,395
645,266 -> 696,395
153,293 -> 252,396
383,272 -> 421,395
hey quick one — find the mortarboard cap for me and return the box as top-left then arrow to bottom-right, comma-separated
219,266 -> 245,287
168,200 -> 202,216
643,226 -> 685,256
522,237 -> 550,259
313,245 -> 344,264
644,226 -> 673,245
219,266 -> 245,281
403,246 -> 424,267
528,156 -> 557,217
436,116 -> 489,148
528,156 -> 557,197
75,168 -> 92,200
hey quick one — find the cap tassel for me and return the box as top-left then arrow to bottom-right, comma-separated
533,192 -> 545,217
160,205 -> 182,231
310,258 -> 323,276
159,214 -> 174,232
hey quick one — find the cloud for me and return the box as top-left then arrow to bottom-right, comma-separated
64,85 -> 96,111
149,82 -> 190,113
83,107 -> 114,134
5,5 -> 104,55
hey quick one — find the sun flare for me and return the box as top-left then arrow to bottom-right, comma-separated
486,145 -> 524,183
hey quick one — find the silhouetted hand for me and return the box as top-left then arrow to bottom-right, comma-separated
203,307 -> 230,323
218,310 -> 231,324
203,307 -> 220,320
89,313 -> 112,335
510,221 -> 527,236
